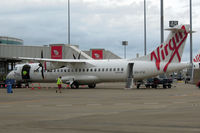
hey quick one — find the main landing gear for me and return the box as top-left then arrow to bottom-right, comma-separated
88,84 -> 96,88
70,81 -> 79,89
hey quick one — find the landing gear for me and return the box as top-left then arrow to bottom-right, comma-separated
70,81 -> 79,89
88,84 -> 96,88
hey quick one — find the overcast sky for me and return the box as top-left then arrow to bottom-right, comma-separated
0,0 -> 199,61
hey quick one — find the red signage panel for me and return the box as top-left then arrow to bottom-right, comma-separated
51,46 -> 62,59
91,49 -> 103,59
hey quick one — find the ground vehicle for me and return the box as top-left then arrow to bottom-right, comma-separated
145,78 -> 172,88
136,77 -> 173,89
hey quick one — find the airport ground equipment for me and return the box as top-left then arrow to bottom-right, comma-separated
136,77 -> 172,89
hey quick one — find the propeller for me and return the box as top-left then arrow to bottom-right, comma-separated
41,50 -> 43,58
73,52 -> 81,59
35,50 -> 44,79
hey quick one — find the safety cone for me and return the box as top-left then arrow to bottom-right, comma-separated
39,83 -> 41,89
5,84 -> 7,88
1,85 -> 3,88
31,83 -> 34,90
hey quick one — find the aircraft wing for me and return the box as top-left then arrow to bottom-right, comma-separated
15,57 -> 95,68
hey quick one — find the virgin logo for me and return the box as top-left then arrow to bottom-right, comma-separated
150,26 -> 188,72
193,54 -> 200,62
94,53 -> 100,58
53,50 -> 59,56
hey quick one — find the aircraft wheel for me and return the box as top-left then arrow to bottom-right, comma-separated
137,84 -> 140,89
88,84 -> 96,88
163,85 -> 166,89
146,85 -> 150,88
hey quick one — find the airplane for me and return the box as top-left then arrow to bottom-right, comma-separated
6,24 -> 191,89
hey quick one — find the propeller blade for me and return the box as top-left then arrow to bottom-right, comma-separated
73,54 -> 76,59
41,50 -> 43,58
35,63 -> 42,71
41,65 -> 44,79
78,52 -> 81,59
35,66 -> 40,71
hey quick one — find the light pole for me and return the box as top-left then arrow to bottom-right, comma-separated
122,41 -> 128,59
160,0 -> 164,43
144,0 -> 147,56
190,0 -> 193,80
68,0 -> 70,44
190,0 -> 193,64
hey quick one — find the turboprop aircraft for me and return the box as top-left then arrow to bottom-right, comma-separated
6,24 -> 191,89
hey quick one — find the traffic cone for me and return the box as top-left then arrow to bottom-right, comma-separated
31,83 -> 34,90
38,83 -> 41,90
5,84 -> 7,88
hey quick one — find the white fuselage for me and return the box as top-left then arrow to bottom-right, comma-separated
8,59 -> 191,85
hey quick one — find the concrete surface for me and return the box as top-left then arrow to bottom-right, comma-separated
0,82 -> 200,133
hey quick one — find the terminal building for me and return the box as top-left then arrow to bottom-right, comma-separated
0,36 -> 121,81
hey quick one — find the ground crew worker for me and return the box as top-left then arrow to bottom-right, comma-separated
56,76 -> 62,93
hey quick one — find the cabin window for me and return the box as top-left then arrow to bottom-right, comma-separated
121,68 -> 124,71
110,68 -> 112,71
106,68 -> 108,71
117,68 -> 120,71
102,68 -> 104,72
79,69 -> 81,72
87,69 -> 89,72
90,69 -> 93,72
54,69 -> 56,72
68,69 -> 70,72
64,69 -> 66,72
113,68 -> 116,71
75,69 -> 77,72
94,68 -> 97,72
83,69 -> 85,72
57,69 -> 59,72
98,68 -> 101,72
61,69 -> 63,72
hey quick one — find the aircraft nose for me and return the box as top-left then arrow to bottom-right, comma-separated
6,71 -> 15,79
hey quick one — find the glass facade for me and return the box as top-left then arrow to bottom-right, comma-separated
0,37 -> 23,45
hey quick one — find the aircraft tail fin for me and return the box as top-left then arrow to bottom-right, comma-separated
136,24 -> 190,72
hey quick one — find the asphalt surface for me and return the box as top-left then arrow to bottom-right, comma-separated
0,82 -> 200,133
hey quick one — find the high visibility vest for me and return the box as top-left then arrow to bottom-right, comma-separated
57,78 -> 62,85
23,71 -> 27,75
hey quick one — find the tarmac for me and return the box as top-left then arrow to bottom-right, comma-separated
0,82 -> 200,133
